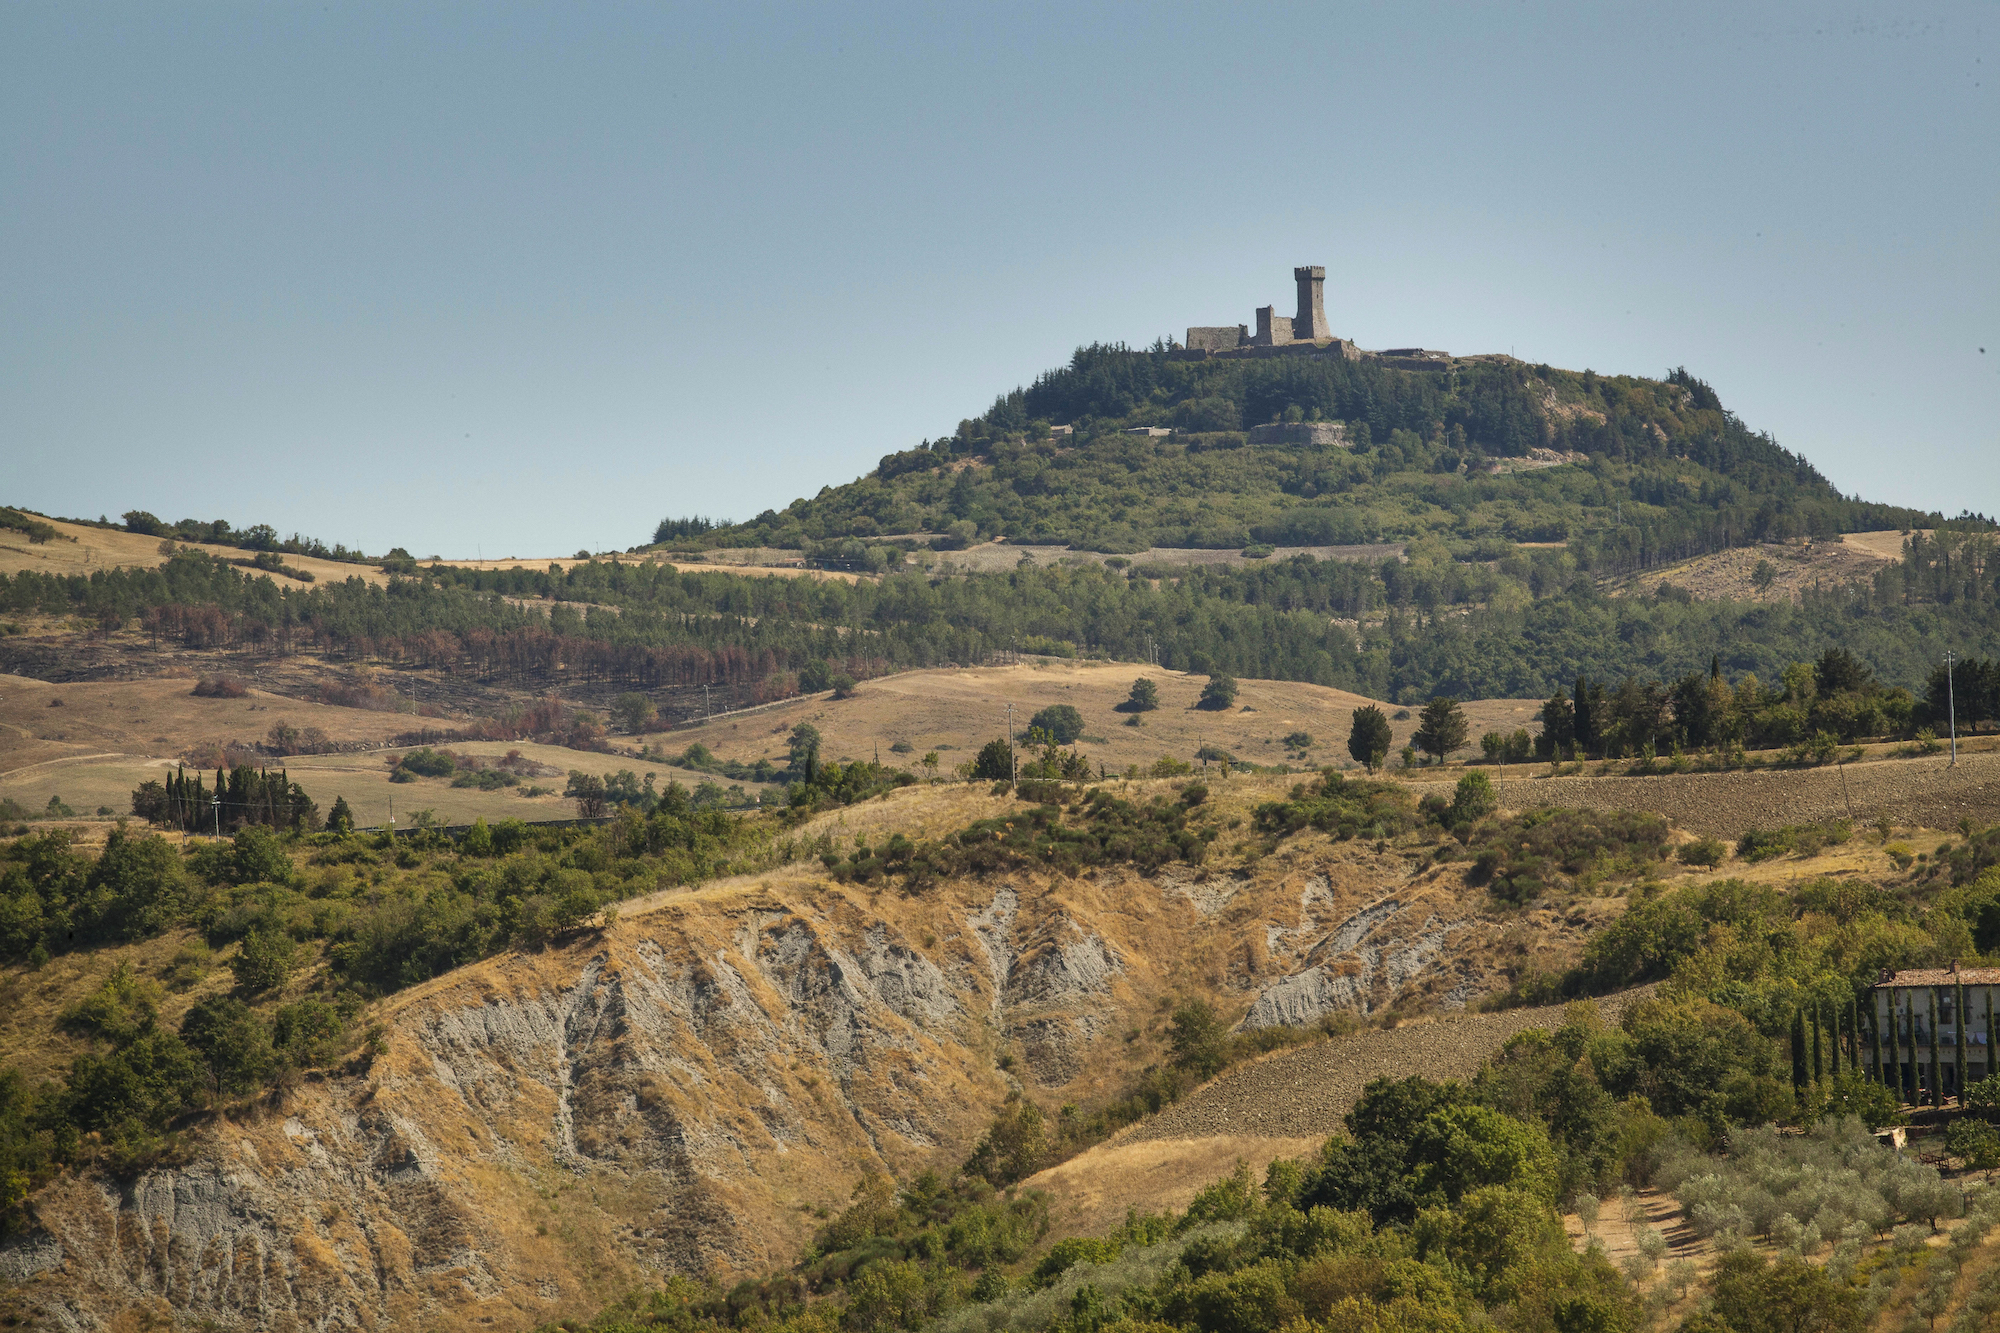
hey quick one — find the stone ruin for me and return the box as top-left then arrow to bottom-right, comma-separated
1184,265 -> 1346,357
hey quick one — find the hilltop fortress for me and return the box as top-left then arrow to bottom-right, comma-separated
1185,265 -> 1336,354
1179,264 -> 1453,370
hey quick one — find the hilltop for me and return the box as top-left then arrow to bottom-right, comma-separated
678,349 -> 1932,565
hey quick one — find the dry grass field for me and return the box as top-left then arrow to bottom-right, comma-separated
0,515 -> 394,586
1609,529 -> 1910,603
0,672 -> 745,829
680,660 -> 1539,774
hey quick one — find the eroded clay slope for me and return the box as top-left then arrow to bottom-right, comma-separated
2,834 -> 1569,1332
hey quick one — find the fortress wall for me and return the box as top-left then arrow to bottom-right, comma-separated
1249,422 -> 1350,447
1185,326 -> 1246,353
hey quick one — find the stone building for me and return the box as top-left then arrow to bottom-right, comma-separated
1186,265 -> 1337,354
1870,964 -> 1997,1105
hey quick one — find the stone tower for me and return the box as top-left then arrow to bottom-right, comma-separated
1293,266 -> 1329,341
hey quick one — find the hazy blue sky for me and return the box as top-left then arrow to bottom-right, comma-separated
3,2 -> 1994,557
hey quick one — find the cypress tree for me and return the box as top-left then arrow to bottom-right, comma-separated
1829,998 -> 1840,1077
1791,1006 -> 1809,1093
1959,981 -> 1970,1105
1875,992 -> 1887,1088
1812,1004 -> 1823,1081
1930,988 -> 1942,1108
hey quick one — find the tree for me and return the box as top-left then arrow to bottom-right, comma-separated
1710,1250 -> 1863,1333
831,674 -> 858,699
129,781 -> 169,825
230,928 -> 298,994
1413,697 -> 1468,764
1125,677 -> 1159,712
87,828 -> 192,939
1198,674 -> 1239,711
971,738 -> 1014,782
231,825 -> 297,887
1449,771 -> 1496,827
1791,1006 -> 1809,1093
612,693 -> 657,733
1029,705 -> 1085,745
1348,705 -> 1393,771
179,996 -> 273,1094
921,751 -> 940,783
786,724 -> 822,774
565,771 -> 610,818
1948,1118 -> 2000,1174
1406,1103 -> 1559,1204
799,659 -> 833,693
1168,999 -> 1228,1079
326,795 -> 355,834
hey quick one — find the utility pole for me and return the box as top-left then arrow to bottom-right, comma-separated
1945,650 -> 1958,766
212,790 -> 220,838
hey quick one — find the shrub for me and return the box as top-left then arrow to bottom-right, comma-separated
1252,772 -> 1415,842
1197,675 -> 1238,710
1737,822 -> 1852,863
970,739 -> 1014,781
191,676 -> 248,699
1468,808 -> 1671,902
1678,836 -> 1727,866
1028,705 -> 1085,745
391,747 -> 456,779
1447,772 -> 1496,828
230,928 -> 299,993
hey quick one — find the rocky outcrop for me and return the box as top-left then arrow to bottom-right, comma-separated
6,841 -> 1520,1331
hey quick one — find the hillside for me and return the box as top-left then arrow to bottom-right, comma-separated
684,351 -> 1929,566
0,770 -> 1632,1328
3,753 -> 1995,1332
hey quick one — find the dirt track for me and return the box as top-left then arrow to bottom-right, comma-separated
1493,752 -> 2000,839
1121,987 -> 1654,1146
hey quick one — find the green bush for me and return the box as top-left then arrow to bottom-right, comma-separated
1678,836 -> 1727,866
1028,705 -> 1085,745
1197,675 -> 1238,710
1252,772 -> 1415,842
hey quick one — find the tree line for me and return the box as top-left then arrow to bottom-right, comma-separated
6,534 -> 2000,706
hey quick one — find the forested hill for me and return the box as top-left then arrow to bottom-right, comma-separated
687,347 -> 1942,571
7,348 -> 1996,708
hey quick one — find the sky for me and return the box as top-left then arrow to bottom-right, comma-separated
3,2 -> 1994,558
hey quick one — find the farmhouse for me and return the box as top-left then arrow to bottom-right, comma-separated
1871,964 -> 1998,1104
